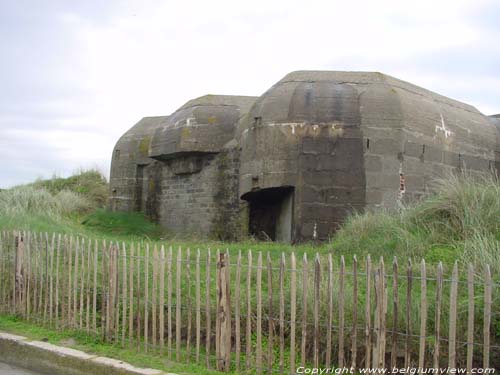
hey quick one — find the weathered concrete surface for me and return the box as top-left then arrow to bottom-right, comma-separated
489,115 -> 500,174
109,116 -> 167,213
238,71 -> 497,240
0,332 -> 173,375
109,71 -> 499,242
0,362 -> 42,375
149,95 -> 256,158
109,94 -> 255,239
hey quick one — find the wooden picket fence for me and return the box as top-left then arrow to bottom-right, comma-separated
0,230 -> 497,373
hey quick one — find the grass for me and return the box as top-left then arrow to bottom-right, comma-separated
331,171 -> 500,273
81,209 -> 165,239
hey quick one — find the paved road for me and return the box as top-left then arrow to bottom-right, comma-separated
0,362 -> 42,375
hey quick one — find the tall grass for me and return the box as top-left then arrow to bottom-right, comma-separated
0,186 -> 91,217
332,170 -> 500,272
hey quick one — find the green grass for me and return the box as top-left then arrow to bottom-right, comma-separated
0,314 -> 224,375
81,209 -> 165,239
331,171 -> 500,273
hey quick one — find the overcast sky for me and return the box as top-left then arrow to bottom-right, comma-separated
1,0 -> 499,188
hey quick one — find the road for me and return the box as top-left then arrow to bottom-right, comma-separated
0,362 -> 43,375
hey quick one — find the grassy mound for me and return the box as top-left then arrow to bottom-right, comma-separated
0,169 -> 165,240
29,169 -> 108,208
331,171 -> 500,272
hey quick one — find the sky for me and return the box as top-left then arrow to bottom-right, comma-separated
1,0 -> 499,188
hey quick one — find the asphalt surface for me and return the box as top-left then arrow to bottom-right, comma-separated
0,362 -> 42,375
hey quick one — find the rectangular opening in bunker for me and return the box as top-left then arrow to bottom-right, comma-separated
246,186 -> 294,242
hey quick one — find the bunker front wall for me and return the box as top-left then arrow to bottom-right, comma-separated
143,148 -> 244,239
239,71 -> 498,241
145,95 -> 256,239
239,76 -> 368,241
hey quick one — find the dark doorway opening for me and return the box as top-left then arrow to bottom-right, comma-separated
242,186 -> 294,242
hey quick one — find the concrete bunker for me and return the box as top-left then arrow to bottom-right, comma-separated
242,186 -> 294,242
109,71 -> 499,242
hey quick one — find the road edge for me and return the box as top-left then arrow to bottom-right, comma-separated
0,332 -> 178,375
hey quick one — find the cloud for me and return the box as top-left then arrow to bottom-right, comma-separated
0,0 -> 499,188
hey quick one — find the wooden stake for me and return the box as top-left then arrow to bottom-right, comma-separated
234,250 -> 242,371
433,262 -> 443,369
290,252 -> 297,372
176,247 -> 182,361
159,245 -> 165,353
448,262 -> 458,368
418,260 -> 427,370
301,254 -> 308,368
256,252 -> 263,375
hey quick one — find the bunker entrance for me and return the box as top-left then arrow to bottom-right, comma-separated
242,187 -> 294,242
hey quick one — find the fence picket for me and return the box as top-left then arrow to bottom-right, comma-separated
235,251 -> 242,371
186,248 -> 192,360
245,250 -> 252,369
43,232 -> 50,323
313,254 -> 320,368
351,255 -> 358,371
216,250 -> 231,371
467,264 -> 474,374
85,240 -> 91,331
144,244 -> 150,352
121,243 -> 127,347
195,249 -> 201,363
433,262 -> 443,369
301,254 -> 308,368
55,234 -> 61,327
79,239 -> 85,329
483,265 -> 492,368
405,259 -> 412,368
159,245 -> 165,354
129,243 -> 135,347
339,255 -> 345,368
448,262 -> 458,368
136,243 -> 142,348
152,245 -> 158,348
73,237 -> 79,328
326,253 -> 333,368
168,246 -> 173,358
49,233 -> 55,325
205,248 -> 211,368
256,252 -> 263,375
215,249 -> 220,364
267,252 -> 274,374
279,253 -> 285,374
365,255 -> 372,368
391,257 -> 398,369
290,252 -> 297,373
101,240 -> 107,339
176,247 -> 182,362
92,239 -> 98,334
67,237 -> 73,328
418,260 -> 427,370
